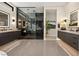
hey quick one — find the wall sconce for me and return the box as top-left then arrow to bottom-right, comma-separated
12,19 -> 15,22
12,17 -> 15,25
12,17 -> 15,22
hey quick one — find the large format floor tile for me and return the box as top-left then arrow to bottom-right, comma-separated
7,40 -> 68,56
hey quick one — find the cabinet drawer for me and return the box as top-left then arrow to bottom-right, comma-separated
58,30 -> 79,50
70,36 -> 78,50
0,37 -> 10,46
0,31 -> 21,46
0,33 -> 8,37
58,31 -> 63,39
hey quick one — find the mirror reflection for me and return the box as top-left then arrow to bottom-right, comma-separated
0,11 -> 9,27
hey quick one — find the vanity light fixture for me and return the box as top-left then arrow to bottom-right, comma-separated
12,19 -> 15,22
12,17 -> 16,25
12,17 -> 15,22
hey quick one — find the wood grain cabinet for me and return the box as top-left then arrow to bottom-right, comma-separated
0,31 -> 21,46
58,31 -> 79,50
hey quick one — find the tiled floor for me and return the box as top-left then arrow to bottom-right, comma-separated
46,36 -> 56,40
7,40 -> 68,56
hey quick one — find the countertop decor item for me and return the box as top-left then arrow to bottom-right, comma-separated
46,20 -> 56,34
60,19 -> 67,30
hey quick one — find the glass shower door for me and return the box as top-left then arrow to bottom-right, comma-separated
18,7 -> 44,39
27,13 -> 36,39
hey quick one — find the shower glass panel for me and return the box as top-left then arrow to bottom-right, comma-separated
18,7 -> 44,39
27,13 -> 36,38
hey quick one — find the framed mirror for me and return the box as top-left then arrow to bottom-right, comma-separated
0,10 -> 9,27
17,9 -> 26,29
69,11 -> 78,26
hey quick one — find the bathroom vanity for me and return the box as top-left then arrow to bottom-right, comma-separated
0,31 -> 21,46
58,30 -> 79,50
0,9 -> 22,46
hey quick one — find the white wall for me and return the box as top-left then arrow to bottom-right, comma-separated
65,2 -> 79,13
46,9 -> 56,21
0,2 -> 17,30
57,7 -> 67,23
64,2 -> 79,27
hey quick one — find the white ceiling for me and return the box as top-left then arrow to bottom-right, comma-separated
11,2 -> 68,7
19,7 -> 44,13
11,2 -> 68,13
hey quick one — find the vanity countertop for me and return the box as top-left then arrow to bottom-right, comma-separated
58,29 -> 79,35
0,30 -> 20,33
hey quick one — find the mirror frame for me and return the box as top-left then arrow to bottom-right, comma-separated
0,10 -> 10,27
17,8 -> 27,29
69,10 -> 78,26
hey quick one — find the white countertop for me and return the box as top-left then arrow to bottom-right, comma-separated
0,30 -> 20,33
58,29 -> 79,35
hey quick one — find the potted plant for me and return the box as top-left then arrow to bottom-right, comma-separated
46,20 -> 51,34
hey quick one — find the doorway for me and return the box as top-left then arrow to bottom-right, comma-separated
44,9 -> 57,40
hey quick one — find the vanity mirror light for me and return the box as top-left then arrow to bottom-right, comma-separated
0,10 -> 9,27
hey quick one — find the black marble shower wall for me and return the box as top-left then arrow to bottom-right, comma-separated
35,13 -> 44,39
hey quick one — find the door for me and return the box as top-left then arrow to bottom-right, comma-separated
45,9 -> 57,40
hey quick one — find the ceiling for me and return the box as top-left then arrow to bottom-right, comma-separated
19,7 -> 44,13
11,2 -> 68,13
11,2 -> 68,7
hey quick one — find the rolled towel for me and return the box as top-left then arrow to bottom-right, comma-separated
0,51 -> 7,56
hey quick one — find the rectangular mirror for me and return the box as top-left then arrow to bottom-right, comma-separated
17,9 -> 26,29
69,11 -> 78,26
0,10 -> 9,27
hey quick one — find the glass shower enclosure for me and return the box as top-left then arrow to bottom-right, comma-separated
17,7 -> 44,39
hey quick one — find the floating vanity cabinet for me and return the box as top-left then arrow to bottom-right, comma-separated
68,33 -> 78,50
58,30 -> 79,50
0,31 -> 21,46
58,31 -> 63,40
